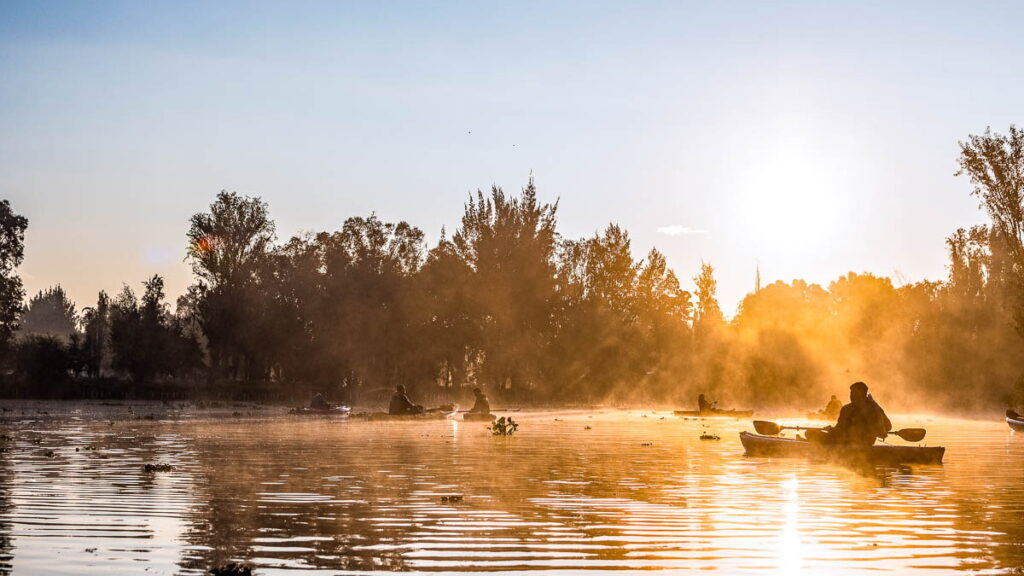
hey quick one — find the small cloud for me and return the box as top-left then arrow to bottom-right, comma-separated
657,225 -> 708,237
142,244 -> 181,266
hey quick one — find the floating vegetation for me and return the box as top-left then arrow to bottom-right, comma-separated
143,463 -> 173,473
700,433 -> 720,441
42,450 -> 55,458
440,495 -> 464,503
584,426 -> 592,430
209,563 -> 252,576
489,416 -> 518,436
641,442 -> 653,447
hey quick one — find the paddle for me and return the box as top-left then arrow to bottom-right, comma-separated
753,420 -> 927,443
425,404 -> 458,414
1007,409 -> 1021,420
456,408 -> 521,413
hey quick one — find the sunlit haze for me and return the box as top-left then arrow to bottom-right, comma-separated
2,1 -> 1021,312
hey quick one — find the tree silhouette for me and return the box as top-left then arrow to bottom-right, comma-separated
80,291 -> 111,378
0,200 -> 28,351
186,191 -> 275,382
957,126 -> 1024,335
20,285 -> 77,341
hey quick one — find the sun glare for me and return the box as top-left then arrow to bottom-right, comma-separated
733,139 -> 847,260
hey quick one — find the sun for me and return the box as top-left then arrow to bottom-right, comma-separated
732,138 -> 847,260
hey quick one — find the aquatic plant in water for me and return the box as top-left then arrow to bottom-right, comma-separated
489,416 -> 518,436
143,463 -> 173,473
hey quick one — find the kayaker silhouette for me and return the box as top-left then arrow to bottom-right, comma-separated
823,395 -> 842,418
389,385 -> 425,415
469,387 -> 491,415
697,394 -> 717,413
309,392 -> 330,410
806,382 -> 891,446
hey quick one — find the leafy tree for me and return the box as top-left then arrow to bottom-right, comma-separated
693,262 -> 724,334
956,126 -> 1024,334
418,232 -> 479,390
0,200 -> 28,351
20,285 -> 78,341
186,191 -> 275,382
14,336 -> 74,391
450,179 -> 559,393
187,191 -> 276,286
80,291 -> 111,378
110,276 -> 199,383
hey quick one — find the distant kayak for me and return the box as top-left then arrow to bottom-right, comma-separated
675,409 -> 754,418
291,405 -> 352,416
739,431 -> 944,465
805,411 -> 837,421
1007,417 -> 1024,432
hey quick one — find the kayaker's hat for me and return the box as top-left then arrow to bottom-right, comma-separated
397,385 -> 406,393
473,388 -> 482,394
850,381 -> 868,392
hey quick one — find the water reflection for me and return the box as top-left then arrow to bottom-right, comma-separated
0,410 -> 1022,574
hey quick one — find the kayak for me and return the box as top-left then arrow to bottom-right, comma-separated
291,405 -> 352,416
675,409 -> 754,418
739,431 -> 945,465
463,412 -> 497,422
355,406 -> 459,421
1008,417 -> 1024,432
805,411 -> 837,421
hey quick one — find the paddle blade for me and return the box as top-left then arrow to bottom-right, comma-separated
753,420 -> 782,435
1007,409 -> 1021,420
894,428 -> 927,442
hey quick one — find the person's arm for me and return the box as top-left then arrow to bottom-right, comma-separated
878,409 -> 892,439
401,394 -> 416,411
830,404 -> 852,433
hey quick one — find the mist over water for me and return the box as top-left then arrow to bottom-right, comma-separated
1,406 -> 1022,575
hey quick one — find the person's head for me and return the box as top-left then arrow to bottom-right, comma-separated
849,381 -> 868,402
698,394 -> 706,401
473,387 -> 483,397
830,395 -> 837,400
396,385 -> 406,394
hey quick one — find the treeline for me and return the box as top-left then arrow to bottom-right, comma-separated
1,127 -> 1022,412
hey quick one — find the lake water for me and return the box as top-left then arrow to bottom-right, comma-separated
1,405 -> 1022,575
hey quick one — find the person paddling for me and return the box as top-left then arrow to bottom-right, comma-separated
697,394 -> 717,413
310,392 -> 331,410
823,395 -> 842,419
468,387 -> 491,415
389,385 -> 425,415
807,381 -> 891,447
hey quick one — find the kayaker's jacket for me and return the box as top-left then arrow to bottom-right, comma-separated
828,396 -> 892,446
469,393 -> 490,414
698,395 -> 715,412
389,392 -> 420,415
310,394 -> 330,410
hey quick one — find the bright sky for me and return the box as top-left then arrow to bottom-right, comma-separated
2,1 -> 1020,314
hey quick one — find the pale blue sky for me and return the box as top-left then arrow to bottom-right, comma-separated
2,1 -> 1020,313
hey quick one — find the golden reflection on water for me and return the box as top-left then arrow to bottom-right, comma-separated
0,408 -> 1022,574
